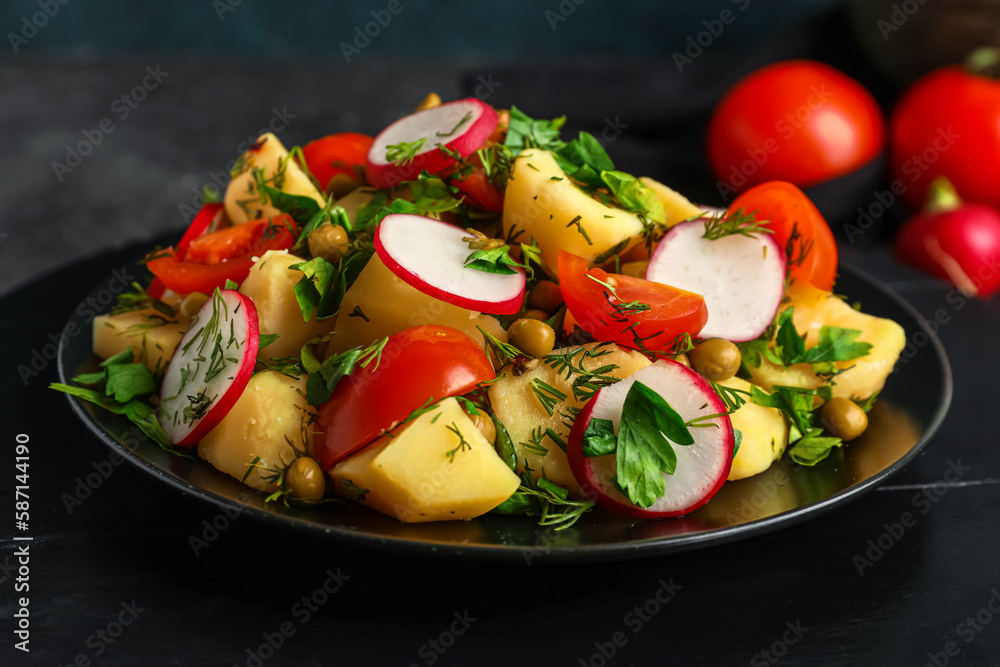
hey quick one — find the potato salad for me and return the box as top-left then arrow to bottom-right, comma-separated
53,94 -> 906,528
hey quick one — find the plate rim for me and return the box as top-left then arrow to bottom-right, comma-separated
58,261 -> 953,562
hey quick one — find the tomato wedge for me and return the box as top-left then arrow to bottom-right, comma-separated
728,181 -> 837,291
314,325 -> 496,469
302,132 -> 374,190
558,250 -> 707,352
177,202 -> 225,259
147,215 -> 296,294
452,168 -> 504,211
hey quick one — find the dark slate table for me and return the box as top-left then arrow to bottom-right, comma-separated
2,14 -> 999,667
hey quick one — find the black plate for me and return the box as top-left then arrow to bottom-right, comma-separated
58,263 -> 952,562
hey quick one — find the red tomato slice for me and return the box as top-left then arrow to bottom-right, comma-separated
148,215 -> 297,294
177,202 -> 225,259
314,325 -> 496,468
302,132 -> 374,190
729,181 -> 838,291
452,168 -> 504,211
558,251 -> 707,352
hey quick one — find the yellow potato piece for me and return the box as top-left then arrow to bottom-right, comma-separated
502,149 -> 644,275
489,342 -> 650,496
748,283 -> 906,401
224,132 -> 326,224
718,377 -> 788,481
240,250 -> 337,361
198,371 -> 315,493
330,397 -> 520,522
93,307 -> 188,375
328,253 -> 507,354
639,177 -> 704,227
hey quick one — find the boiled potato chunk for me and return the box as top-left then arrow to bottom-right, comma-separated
489,342 -> 650,496
328,253 -> 507,354
718,377 -> 788,481
240,250 -> 337,360
93,307 -> 188,374
748,283 -> 906,401
333,187 -> 377,226
639,177 -> 703,227
503,149 -> 644,275
330,397 -> 519,522
225,132 -> 326,224
198,371 -> 315,493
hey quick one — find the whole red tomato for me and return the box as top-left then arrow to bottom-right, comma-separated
708,60 -> 885,195
314,325 -> 495,468
890,50 -> 1000,211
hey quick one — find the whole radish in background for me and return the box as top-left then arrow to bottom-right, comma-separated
891,48 -> 1000,212
895,177 -> 1000,299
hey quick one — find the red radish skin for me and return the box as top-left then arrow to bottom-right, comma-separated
158,289 -> 259,446
366,99 -> 498,189
374,213 -> 525,315
568,360 -> 734,519
646,219 -> 786,342
895,178 -> 1000,299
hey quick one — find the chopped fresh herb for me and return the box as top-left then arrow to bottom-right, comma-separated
600,171 -> 665,224
491,463 -> 595,531
582,417 -> 616,457
566,215 -> 594,245
436,111 -> 472,138
853,390 -> 881,413
303,336 -> 388,406
504,106 -> 567,154
113,282 -> 175,318
385,137 -> 426,166
701,207 -> 772,241
339,478 -> 370,501
259,333 -> 280,349
288,257 -> 342,322
788,428 -> 843,466
251,168 -> 324,226
733,428 -> 743,457
530,378 -> 567,417
105,363 -> 156,402
348,305 -> 369,322
615,381 -> 694,508
444,423 -> 473,462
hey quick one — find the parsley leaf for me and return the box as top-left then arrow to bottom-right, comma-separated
749,384 -> 816,435
616,382 -> 694,508
303,337 -> 387,406
105,363 -> 156,403
254,177 -> 323,226
505,106 -> 567,154
600,171 -> 666,224
800,326 -> 873,365
259,333 -> 280,349
464,245 -> 520,275
582,417 -> 617,457
407,173 -> 463,213
555,132 -> 614,189
288,257 -> 342,322
788,428 -> 843,466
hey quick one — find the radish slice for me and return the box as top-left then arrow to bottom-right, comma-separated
567,360 -> 734,519
646,219 -> 785,342
158,289 -> 259,446
375,213 -> 525,315
366,98 -> 498,188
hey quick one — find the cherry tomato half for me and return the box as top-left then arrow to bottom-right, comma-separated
302,132 -> 374,190
314,325 -> 496,469
147,215 -> 296,294
708,60 -> 884,192
558,250 -> 707,352
729,181 -> 838,291
177,202 -> 225,259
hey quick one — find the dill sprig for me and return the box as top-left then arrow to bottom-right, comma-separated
701,207 -> 773,241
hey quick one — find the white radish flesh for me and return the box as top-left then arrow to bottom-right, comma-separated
159,289 -> 259,447
568,360 -> 733,518
646,220 -> 786,342
375,213 -> 525,315
366,98 -> 498,188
